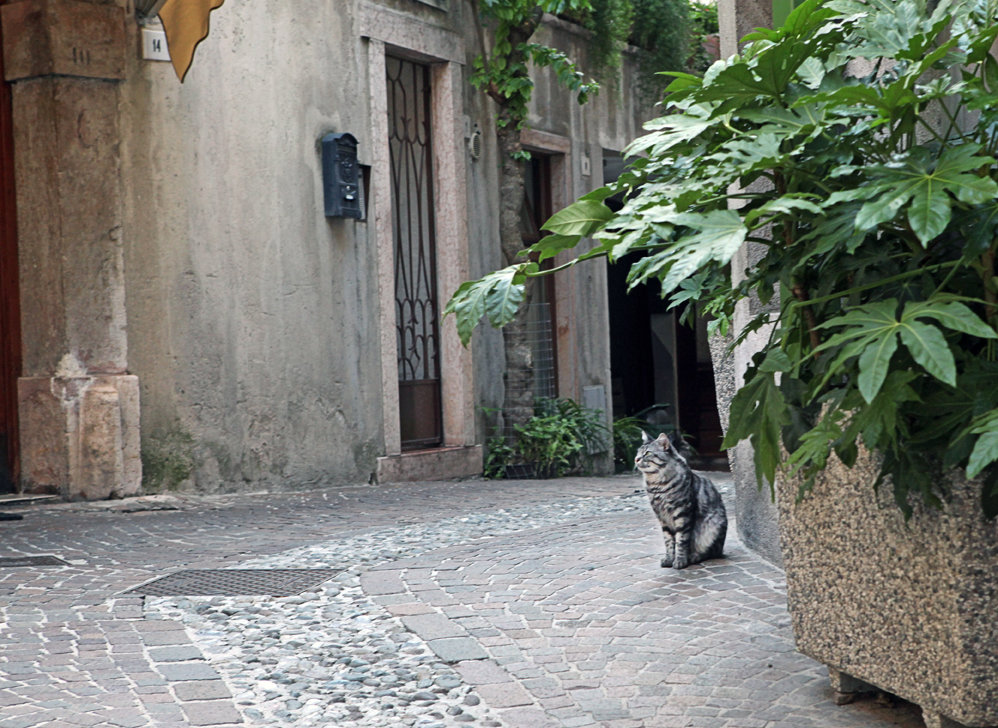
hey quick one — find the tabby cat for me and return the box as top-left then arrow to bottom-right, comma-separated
635,431 -> 727,569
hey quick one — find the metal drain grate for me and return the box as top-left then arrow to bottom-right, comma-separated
127,568 -> 341,597
0,555 -> 69,567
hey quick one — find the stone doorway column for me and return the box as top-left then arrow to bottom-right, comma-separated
3,0 -> 140,499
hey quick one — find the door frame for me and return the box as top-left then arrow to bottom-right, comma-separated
363,10 -> 475,462
386,54 -> 443,450
0,2 -> 21,493
520,128 -> 576,397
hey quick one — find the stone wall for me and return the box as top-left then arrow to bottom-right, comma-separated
5,0 -> 141,499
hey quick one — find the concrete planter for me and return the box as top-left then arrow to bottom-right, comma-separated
777,448 -> 998,728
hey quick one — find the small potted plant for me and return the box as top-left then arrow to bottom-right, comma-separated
446,1 -> 998,724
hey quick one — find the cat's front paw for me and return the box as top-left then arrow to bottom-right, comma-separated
659,556 -> 673,568
672,554 -> 689,570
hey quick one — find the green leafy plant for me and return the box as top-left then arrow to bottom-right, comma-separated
562,0 -> 708,93
578,0 -> 635,77
628,0 -> 692,98
484,435 -> 517,479
685,0 -> 718,74
612,415 -> 647,471
484,398 -> 610,478
513,413 -> 578,477
447,0 -> 998,516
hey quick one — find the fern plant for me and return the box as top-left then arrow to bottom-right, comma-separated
448,0 -> 998,516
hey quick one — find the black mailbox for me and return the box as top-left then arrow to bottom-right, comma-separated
321,132 -> 362,219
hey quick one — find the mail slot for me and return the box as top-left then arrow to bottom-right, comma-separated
321,132 -> 363,219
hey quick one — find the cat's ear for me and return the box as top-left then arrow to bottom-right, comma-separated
641,431 -> 652,444
656,432 -> 670,447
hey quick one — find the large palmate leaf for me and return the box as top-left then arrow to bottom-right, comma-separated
856,329 -> 899,403
708,133 -> 786,176
528,234 -> 584,263
814,297 -> 995,402
814,300 -> 903,402
903,299 -> 998,338
897,320 -> 956,387
723,349 -> 793,487
744,195 -> 823,226
804,80 -> 919,117
853,145 -> 998,244
627,210 -> 747,294
706,0 -> 837,106
542,199 -> 614,236
443,264 -> 533,346
967,409 -> 998,478
629,108 -> 718,156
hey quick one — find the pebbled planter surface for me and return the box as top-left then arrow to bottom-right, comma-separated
777,448 -> 998,726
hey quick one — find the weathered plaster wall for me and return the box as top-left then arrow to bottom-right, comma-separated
120,0 -> 386,492
461,41 -> 507,447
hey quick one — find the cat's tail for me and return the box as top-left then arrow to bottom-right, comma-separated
708,519 -> 727,559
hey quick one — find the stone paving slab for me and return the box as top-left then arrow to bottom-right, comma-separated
0,474 -> 928,727
350,488 -> 927,727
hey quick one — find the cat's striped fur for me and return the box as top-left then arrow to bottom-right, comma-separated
635,431 -> 727,569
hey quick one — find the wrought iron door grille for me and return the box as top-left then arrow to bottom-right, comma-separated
388,56 -> 442,449
127,569 -> 341,597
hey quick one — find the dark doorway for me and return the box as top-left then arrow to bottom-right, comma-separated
388,56 -> 443,450
0,7 -> 20,493
604,153 -> 725,464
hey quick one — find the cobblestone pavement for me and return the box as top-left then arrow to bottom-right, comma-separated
0,474 -> 925,727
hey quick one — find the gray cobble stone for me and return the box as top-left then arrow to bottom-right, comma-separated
0,475 -> 930,727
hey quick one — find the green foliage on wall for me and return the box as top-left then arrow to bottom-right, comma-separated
142,425 -> 197,493
472,0 -> 710,128
629,0 -> 692,94
471,0 -> 601,130
579,0 -> 635,76
574,0 -> 714,97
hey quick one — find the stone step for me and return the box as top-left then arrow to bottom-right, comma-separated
0,494 -> 60,507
